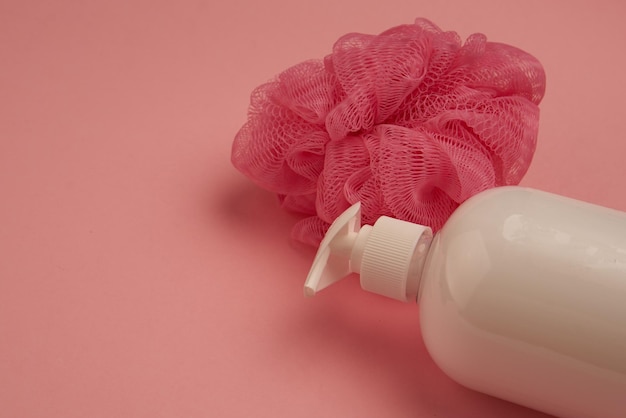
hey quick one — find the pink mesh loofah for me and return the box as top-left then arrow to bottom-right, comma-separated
232,18 -> 546,246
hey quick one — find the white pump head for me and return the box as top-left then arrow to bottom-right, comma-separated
304,202 -> 433,302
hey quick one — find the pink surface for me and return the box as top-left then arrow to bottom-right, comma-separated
1,1 -> 625,417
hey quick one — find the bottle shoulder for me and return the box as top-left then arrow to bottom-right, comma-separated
440,185 -> 626,243
442,186 -> 535,232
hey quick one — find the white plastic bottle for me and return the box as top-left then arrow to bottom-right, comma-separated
304,186 -> 626,418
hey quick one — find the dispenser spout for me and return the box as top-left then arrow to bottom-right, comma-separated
304,202 -> 433,302
304,202 -> 370,297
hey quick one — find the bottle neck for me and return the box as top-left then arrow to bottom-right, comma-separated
405,231 -> 434,303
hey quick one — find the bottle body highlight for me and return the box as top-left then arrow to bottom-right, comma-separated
419,187 -> 626,418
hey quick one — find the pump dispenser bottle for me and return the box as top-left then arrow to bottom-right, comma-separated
305,186 -> 626,418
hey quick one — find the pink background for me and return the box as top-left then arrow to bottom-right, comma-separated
2,1 -> 625,417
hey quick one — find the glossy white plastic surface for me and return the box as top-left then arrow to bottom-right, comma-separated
304,202 -> 432,301
419,187 -> 626,418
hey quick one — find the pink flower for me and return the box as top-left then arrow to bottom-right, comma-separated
232,18 -> 546,246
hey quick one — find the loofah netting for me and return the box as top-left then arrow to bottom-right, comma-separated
232,18 -> 546,246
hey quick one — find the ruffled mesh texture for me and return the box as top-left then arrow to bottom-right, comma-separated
232,18 -> 546,246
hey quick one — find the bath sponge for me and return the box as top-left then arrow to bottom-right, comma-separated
232,18 -> 545,245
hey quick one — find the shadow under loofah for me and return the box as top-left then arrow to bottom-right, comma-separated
231,18 -> 546,246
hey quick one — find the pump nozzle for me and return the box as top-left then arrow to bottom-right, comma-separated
304,202 -> 433,302
304,202 -> 369,297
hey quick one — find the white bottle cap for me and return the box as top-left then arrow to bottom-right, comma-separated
304,202 -> 433,302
